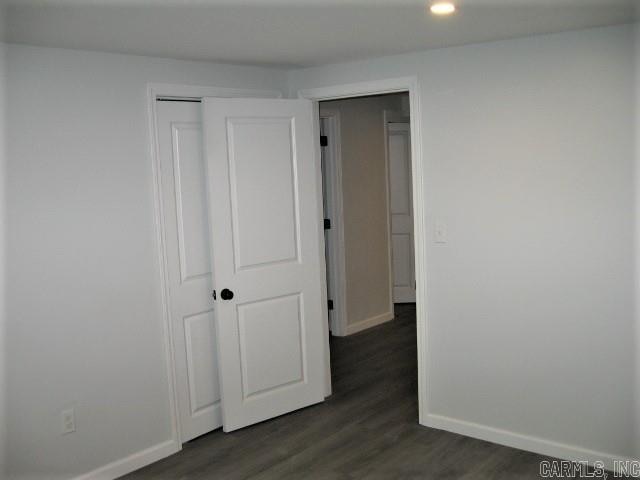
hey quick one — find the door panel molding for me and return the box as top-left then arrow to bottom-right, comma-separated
237,293 -> 305,399
226,116 -> 301,271
183,309 -> 219,415
171,121 -> 212,284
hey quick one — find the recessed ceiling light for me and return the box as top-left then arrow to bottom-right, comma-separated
430,2 -> 456,15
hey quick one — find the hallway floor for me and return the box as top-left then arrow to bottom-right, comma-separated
124,304 -> 559,479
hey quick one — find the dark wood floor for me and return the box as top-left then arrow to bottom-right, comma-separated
124,304 -> 568,479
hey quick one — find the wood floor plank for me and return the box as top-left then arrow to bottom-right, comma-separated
122,305 -> 577,479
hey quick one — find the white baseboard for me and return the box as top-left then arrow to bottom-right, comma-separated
423,413 -> 637,472
344,311 -> 394,336
74,439 -> 181,480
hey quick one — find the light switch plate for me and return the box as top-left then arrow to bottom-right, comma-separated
435,222 -> 447,244
61,408 -> 75,435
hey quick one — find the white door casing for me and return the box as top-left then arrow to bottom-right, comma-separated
203,98 -> 328,432
320,117 -> 332,329
318,110 -> 347,337
156,100 -> 222,442
387,119 -> 416,303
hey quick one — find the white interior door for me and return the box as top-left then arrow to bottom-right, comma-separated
203,98 -> 328,432
388,121 -> 416,303
156,100 -> 222,442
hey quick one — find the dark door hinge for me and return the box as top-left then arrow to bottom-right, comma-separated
324,218 -> 331,230
320,135 -> 328,147
328,299 -> 334,310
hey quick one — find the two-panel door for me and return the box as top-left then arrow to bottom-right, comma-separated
203,98 -> 328,431
156,100 -> 222,442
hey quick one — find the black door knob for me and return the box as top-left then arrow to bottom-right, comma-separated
220,288 -> 234,300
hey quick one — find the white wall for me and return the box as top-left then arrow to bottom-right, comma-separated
289,24 -> 638,463
0,4 -> 7,477
635,22 -> 640,459
1,1 -> 8,476
5,44 -> 286,479
321,94 -> 404,331
0,41 -> 6,479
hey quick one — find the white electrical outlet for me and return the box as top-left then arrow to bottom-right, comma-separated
61,408 -> 75,435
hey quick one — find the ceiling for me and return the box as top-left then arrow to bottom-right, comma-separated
5,0 -> 639,68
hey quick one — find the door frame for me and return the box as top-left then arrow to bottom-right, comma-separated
298,76 -> 429,424
146,83 -> 283,449
318,109 -> 348,337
